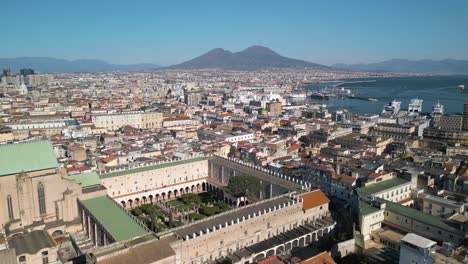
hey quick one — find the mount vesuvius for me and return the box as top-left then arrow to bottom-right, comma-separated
167,46 -> 330,71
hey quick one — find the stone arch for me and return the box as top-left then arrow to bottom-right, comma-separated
318,229 -> 323,238
299,237 -> 305,247
168,191 -> 172,199
275,245 -> 284,255
202,182 -> 206,192
312,232 -> 317,241
121,201 -> 126,208
285,242 -> 292,251
128,199 -> 133,208
186,186 -> 190,194
305,234 -> 311,244
149,195 -> 153,203
142,196 -> 147,204
180,188 -> 184,195
266,249 -> 275,257
253,253 -> 265,262
135,198 -> 140,206
292,239 -> 298,248
51,230 -> 63,238
161,193 -> 166,200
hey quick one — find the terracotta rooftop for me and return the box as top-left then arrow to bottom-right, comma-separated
300,190 -> 330,211
300,251 -> 336,264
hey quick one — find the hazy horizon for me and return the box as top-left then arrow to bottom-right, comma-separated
2,0 -> 468,66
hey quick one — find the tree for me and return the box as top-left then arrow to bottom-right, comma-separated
132,207 -> 143,216
227,175 -> 261,198
180,193 -> 201,205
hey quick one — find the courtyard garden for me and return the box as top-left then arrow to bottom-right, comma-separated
130,203 -> 182,232
130,192 -> 232,232
165,192 -> 231,221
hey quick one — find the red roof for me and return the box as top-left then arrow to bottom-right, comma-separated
300,190 -> 330,210
257,256 -> 288,264
300,252 -> 336,264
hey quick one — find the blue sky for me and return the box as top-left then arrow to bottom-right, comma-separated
2,0 -> 468,66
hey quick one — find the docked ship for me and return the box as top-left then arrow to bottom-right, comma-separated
310,92 -> 329,100
408,98 -> 423,114
381,99 -> 401,117
431,101 -> 444,116
288,93 -> 307,99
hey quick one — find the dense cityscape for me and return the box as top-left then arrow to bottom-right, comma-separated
2,1 -> 468,264
0,65 -> 467,264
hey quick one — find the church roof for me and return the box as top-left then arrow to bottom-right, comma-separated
66,171 -> 101,187
0,140 -> 59,176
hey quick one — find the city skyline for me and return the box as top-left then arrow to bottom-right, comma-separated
2,0 -> 468,66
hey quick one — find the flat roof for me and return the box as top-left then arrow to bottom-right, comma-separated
80,196 -> 148,242
99,157 -> 211,179
358,177 -> 409,196
401,233 -> 437,249
378,229 -> 404,243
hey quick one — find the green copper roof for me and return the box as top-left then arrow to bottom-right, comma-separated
66,171 -> 101,187
357,177 -> 409,197
0,141 -> 59,176
359,200 -> 382,216
385,201 -> 461,234
99,156 -> 211,179
80,196 -> 148,242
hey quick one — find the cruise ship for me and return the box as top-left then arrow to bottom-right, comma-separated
431,101 -> 444,116
381,99 -> 401,117
408,98 -> 423,114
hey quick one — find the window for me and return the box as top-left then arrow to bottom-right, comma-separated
41,251 -> 48,264
38,182 -> 46,215
7,195 -> 14,221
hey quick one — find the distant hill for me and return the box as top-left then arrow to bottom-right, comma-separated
334,59 -> 468,74
167,45 -> 330,70
0,57 -> 160,73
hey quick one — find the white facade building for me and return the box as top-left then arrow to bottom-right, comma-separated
399,233 -> 436,264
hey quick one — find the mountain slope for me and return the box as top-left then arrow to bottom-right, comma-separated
168,46 -> 329,70
0,57 -> 160,73
334,59 -> 468,74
